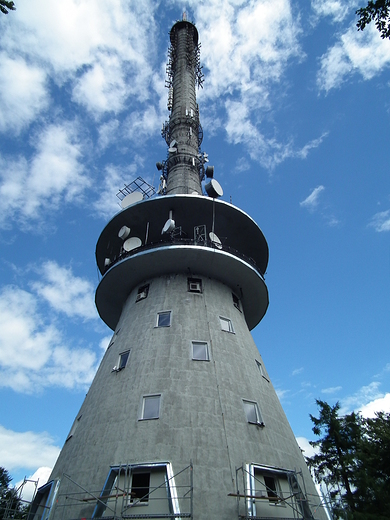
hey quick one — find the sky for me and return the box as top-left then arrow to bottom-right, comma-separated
0,0 -> 390,498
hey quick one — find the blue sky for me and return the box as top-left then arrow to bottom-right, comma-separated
1,0 -> 390,495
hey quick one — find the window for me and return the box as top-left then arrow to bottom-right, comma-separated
255,360 -> 269,381
232,293 -> 241,311
264,475 -> 279,501
112,350 -> 130,372
220,316 -> 234,333
130,472 -> 151,503
156,311 -> 171,327
136,284 -> 149,302
192,341 -> 209,361
140,395 -> 161,420
243,400 -> 264,426
188,277 -> 202,293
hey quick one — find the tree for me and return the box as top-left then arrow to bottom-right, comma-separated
306,400 -> 361,519
307,401 -> 390,520
0,467 -> 29,520
0,0 -> 15,15
356,0 -> 390,39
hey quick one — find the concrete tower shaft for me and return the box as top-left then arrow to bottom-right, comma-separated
31,17 -> 329,520
165,20 -> 203,195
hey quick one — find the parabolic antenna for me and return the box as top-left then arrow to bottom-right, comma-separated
123,237 -> 142,252
209,232 -> 222,249
118,225 -> 131,240
162,219 -> 175,234
205,179 -> 223,198
121,191 -> 143,209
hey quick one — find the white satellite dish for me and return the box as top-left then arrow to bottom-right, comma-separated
123,237 -> 142,252
209,232 -> 222,249
118,225 -> 131,240
162,219 -> 175,234
205,179 -> 223,198
121,191 -> 143,209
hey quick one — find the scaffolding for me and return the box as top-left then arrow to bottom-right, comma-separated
231,464 -> 327,520
24,463 -> 193,520
1,477 -> 39,520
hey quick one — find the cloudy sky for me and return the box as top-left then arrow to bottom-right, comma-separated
1,0 -> 390,494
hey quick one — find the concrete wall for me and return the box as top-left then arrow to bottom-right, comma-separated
49,273 -> 327,520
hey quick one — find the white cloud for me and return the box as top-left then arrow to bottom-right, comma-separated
292,367 -> 304,376
31,261 -> 96,320
0,54 -> 48,134
300,185 -> 325,209
321,385 -> 342,394
0,285 -> 97,393
0,425 -> 59,473
311,0 -> 358,23
368,209 -> 390,232
340,381 -> 384,414
296,436 -> 318,458
359,393 -> 390,417
317,24 -> 390,92
0,122 -> 90,227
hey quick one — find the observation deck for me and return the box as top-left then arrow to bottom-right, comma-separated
95,194 -> 268,331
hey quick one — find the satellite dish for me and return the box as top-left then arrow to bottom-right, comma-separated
121,191 -> 143,209
123,237 -> 142,252
118,226 -> 131,240
104,258 -> 111,267
168,147 -> 177,153
162,219 -> 175,234
206,165 -> 214,178
205,179 -> 223,198
209,232 -> 222,249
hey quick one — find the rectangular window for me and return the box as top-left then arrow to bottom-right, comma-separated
232,293 -> 241,311
188,277 -> 202,293
141,395 -> 161,420
256,360 -> 269,381
220,316 -> 234,333
136,284 -> 149,302
156,311 -> 171,327
192,341 -> 209,361
130,472 -> 151,503
118,350 -> 130,369
264,475 -> 279,501
243,400 -> 264,426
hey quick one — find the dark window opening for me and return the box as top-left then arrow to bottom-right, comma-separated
136,284 -> 149,302
264,475 -> 278,500
131,472 -> 150,503
232,293 -> 241,311
119,350 -> 130,369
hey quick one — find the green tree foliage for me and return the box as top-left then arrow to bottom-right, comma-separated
307,400 -> 390,520
356,0 -> 390,39
0,468 -> 29,520
0,1 -> 15,15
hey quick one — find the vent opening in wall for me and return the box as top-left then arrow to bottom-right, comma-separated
188,278 -> 202,293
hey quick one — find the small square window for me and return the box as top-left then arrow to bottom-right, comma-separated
136,284 -> 149,302
220,316 -> 234,333
192,341 -> 209,361
243,399 -> 264,426
156,311 -> 171,327
141,395 -> 161,420
188,278 -> 202,293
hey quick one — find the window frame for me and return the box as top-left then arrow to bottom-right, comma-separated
219,316 -> 235,333
191,341 -> 210,361
255,359 -> 269,382
187,277 -> 202,293
156,310 -> 171,328
139,394 -> 161,421
242,399 -> 264,426
136,284 -> 149,302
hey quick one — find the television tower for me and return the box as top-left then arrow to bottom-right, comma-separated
29,16 -> 327,520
